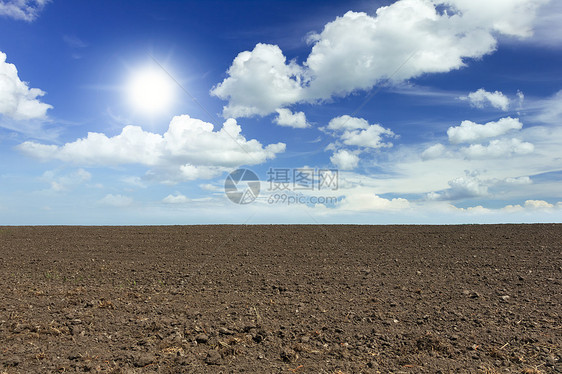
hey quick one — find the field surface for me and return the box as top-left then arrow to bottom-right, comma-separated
0,225 -> 561,373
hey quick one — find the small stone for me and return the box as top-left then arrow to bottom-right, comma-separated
205,350 -> 222,365
280,347 -> 298,362
133,353 -> 155,367
500,295 -> 510,302
195,333 -> 209,344
218,327 -> 234,335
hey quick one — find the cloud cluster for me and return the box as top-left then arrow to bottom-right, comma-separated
461,138 -> 534,158
463,88 -> 510,111
338,188 -> 410,212
162,193 -> 190,204
330,150 -> 359,170
274,108 -> 309,128
424,117 -> 533,161
211,44 -> 304,118
447,117 -> 523,144
19,115 -> 286,183
0,0 -> 50,21
324,115 -> 395,170
427,173 -> 533,201
0,51 -> 52,121
211,0 -> 547,118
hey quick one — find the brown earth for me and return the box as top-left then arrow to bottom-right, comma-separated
0,225 -> 560,373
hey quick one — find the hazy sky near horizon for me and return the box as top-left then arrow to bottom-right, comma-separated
1,0 -> 562,224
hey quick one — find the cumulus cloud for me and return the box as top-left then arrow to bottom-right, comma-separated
324,115 -> 395,171
427,173 -> 534,201
0,0 -> 49,21
524,199 -> 554,209
162,193 -> 190,204
326,115 -> 369,131
422,116 -> 534,162
447,117 -> 523,144
0,51 -> 52,121
212,0 -> 547,118
326,115 -> 395,149
428,175 -> 489,201
339,189 -> 410,211
98,194 -> 133,208
421,143 -> 446,160
330,149 -> 359,170
461,138 -> 534,158
19,115 -> 286,183
274,108 -> 309,128
340,125 -> 395,148
503,200 -> 559,212
210,43 -> 304,118
463,88 -> 510,111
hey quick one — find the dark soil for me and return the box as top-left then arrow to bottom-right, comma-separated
0,225 -> 560,373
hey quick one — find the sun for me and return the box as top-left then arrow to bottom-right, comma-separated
126,66 -> 176,115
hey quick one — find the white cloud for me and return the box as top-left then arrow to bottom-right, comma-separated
41,168 -> 91,192
428,175 -> 489,200
533,90 -> 562,124
517,90 -> 525,109
461,138 -> 534,158
530,0 -> 562,48
212,0 -> 547,118
339,188 -> 410,212
503,176 -> 532,185
98,194 -> 133,208
326,115 -> 395,149
463,88 -> 510,111
327,115 -> 369,131
427,173 -> 535,202
19,115 -> 286,183
340,125 -> 395,149
177,164 -> 225,181
199,183 -> 221,192
0,0 -> 49,21
274,108 -> 309,128
503,200 -> 560,212
524,199 -> 554,209
330,149 -> 359,170
210,43 -> 304,117
421,143 -> 446,160
162,193 -> 190,204
447,117 -> 523,144
0,51 -> 52,121
121,176 -> 146,188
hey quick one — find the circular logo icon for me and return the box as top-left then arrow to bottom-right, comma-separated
224,168 -> 260,204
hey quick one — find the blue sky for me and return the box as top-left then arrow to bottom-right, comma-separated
1,0 -> 562,224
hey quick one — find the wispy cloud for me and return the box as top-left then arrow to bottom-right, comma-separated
0,0 -> 50,22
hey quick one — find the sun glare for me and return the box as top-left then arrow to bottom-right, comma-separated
126,67 -> 176,115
